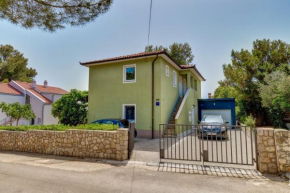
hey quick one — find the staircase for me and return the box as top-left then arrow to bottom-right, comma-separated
163,98 -> 183,138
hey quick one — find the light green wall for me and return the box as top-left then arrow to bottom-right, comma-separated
175,88 -> 196,125
88,58 -> 159,131
159,58 -> 180,127
88,56 -> 202,134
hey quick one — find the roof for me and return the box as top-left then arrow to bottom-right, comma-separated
80,50 -> 206,81
15,81 -> 69,95
27,88 -> 52,104
0,83 -> 22,95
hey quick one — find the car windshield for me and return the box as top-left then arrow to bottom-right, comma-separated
202,116 -> 223,123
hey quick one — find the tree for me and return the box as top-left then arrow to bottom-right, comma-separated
215,39 -> 290,125
213,86 -> 238,100
0,102 -> 35,125
145,42 -> 194,65
258,71 -> 290,128
52,89 -> 88,126
0,0 -> 113,32
0,44 -> 37,83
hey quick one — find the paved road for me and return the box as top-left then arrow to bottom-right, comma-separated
0,151 -> 289,193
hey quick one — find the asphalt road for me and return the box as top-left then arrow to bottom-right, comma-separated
0,153 -> 289,193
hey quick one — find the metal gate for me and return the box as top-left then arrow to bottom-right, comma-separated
159,124 -> 257,167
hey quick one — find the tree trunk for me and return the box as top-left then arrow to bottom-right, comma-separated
16,119 -> 19,126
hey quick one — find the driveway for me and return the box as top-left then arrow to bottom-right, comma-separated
0,150 -> 289,193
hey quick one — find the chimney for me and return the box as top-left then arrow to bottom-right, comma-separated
44,80 -> 48,88
32,79 -> 36,89
208,93 -> 212,99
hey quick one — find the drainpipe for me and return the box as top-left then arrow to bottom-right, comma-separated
152,54 -> 159,139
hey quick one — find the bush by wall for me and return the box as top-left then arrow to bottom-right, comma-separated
0,124 -> 118,132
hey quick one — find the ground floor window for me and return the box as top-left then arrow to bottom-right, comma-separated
123,104 -> 136,122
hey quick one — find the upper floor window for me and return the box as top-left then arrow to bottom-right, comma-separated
173,70 -> 177,87
123,64 -> 136,83
166,65 -> 169,77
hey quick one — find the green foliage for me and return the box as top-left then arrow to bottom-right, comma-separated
145,42 -> 194,65
258,71 -> 290,128
0,44 -> 37,82
243,115 -> 256,128
0,0 -> 113,32
0,124 -> 118,132
52,89 -> 88,126
258,71 -> 290,111
0,102 -> 35,125
216,39 -> 290,125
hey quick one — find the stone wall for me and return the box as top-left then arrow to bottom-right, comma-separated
257,128 -> 278,173
0,129 -> 129,161
274,129 -> 290,173
257,127 -> 290,174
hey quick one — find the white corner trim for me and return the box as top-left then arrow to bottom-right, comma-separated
122,104 -> 136,122
175,88 -> 191,120
26,89 -> 47,103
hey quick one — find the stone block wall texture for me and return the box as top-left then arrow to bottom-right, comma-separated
0,129 -> 129,161
257,128 -> 278,174
274,129 -> 290,173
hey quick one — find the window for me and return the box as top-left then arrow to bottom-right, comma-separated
123,104 -> 136,121
123,64 -> 136,83
173,71 -> 177,87
166,65 -> 169,76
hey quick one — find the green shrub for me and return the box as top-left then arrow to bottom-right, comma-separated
243,115 -> 256,128
0,124 -> 118,132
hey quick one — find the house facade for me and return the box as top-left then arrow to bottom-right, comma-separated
0,80 -> 69,126
81,50 -> 205,138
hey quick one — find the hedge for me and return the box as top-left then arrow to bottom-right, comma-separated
0,124 -> 119,132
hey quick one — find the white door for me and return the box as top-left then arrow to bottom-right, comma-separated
201,109 -> 232,125
179,76 -> 183,97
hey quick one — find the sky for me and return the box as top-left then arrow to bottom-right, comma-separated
1,0 -> 290,98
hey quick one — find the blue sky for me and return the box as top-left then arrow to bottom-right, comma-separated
1,0 -> 290,98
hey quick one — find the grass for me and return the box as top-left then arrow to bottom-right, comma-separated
0,124 -> 119,132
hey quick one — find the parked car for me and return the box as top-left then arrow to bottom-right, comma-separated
92,119 -> 137,137
198,115 -> 228,139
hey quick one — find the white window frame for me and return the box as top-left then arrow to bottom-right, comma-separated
123,64 -> 136,83
173,70 -> 177,87
166,65 -> 169,77
122,104 -> 136,122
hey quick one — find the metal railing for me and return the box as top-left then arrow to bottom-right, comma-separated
159,124 -> 257,167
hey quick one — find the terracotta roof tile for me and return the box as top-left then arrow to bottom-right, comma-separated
80,50 -> 167,65
27,88 -> 52,104
0,83 -> 22,95
80,50 -> 206,81
15,81 -> 69,95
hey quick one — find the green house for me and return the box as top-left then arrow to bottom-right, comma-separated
81,50 -> 205,138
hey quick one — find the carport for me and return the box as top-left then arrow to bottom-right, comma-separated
198,98 -> 236,125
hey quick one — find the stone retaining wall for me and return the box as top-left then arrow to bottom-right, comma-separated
274,129 -> 290,173
257,128 -> 290,174
257,128 -> 278,173
0,129 -> 128,161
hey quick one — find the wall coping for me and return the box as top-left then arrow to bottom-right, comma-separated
0,128 -> 125,133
